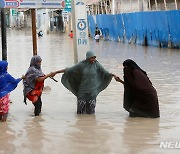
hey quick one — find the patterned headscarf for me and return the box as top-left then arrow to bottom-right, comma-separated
30,55 -> 42,69
23,55 -> 44,102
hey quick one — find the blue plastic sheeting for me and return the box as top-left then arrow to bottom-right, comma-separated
96,14 -> 118,41
166,10 -> 180,48
88,10 -> 180,48
87,15 -> 96,37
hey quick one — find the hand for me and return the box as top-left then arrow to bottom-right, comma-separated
21,75 -> 26,79
114,76 -> 120,81
112,74 -> 119,80
114,75 -> 120,81
49,72 -> 56,77
114,76 -> 124,84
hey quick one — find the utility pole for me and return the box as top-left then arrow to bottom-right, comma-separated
71,0 -> 89,63
1,8 -> 7,60
31,9 -> 37,55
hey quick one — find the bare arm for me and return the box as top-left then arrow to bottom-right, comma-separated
36,72 -> 54,82
54,69 -> 66,74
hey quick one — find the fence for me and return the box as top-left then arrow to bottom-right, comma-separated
88,10 -> 180,49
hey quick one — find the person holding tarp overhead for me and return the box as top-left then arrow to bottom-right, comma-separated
52,51 -> 119,114
0,61 -> 25,122
115,59 -> 160,118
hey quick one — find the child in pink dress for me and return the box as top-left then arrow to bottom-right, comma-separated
0,61 -> 25,122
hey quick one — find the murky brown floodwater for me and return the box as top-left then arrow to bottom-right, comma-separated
0,29 -> 180,154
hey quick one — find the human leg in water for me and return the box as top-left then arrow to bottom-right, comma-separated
33,96 -> 42,116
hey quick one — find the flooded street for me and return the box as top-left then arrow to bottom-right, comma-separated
0,29 -> 180,154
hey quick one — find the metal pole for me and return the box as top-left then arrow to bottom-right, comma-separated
31,9 -> 37,56
1,9 -> 7,60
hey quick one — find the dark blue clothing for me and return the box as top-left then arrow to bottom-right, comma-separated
0,61 -> 21,98
0,73 -> 21,98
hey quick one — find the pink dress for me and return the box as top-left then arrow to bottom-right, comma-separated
0,94 -> 10,115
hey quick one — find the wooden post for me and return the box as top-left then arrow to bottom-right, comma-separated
95,2 -> 97,14
143,0 -> 145,11
101,1 -> 104,14
109,0 -> 112,14
98,1 -> 99,14
112,0 -> 115,14
155,0 -> 158,10
174,0 -> 178,10
120,0 -> 122,13
105,0 -> 107,14
164,0 -> 167,10
31,9 -> 37,56
148,0 -> 151,10
130,0 -> 132,12
122,0 -> 124,13
97,2 -> 99,14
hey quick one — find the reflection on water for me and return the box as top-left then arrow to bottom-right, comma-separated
0,29 -> 180,153
23,117 -> 45,153
67,115 -> 113,154
122,118 -> 160,153
0,122 -> 16,153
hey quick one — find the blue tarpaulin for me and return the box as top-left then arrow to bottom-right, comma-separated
88,10 -> 180,49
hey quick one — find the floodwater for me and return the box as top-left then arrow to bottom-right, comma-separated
0,29 -> 180,154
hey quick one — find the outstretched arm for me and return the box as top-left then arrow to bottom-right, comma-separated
36,72 -> 55,82
113,75 -> 124,84
54,69 -> 66,74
